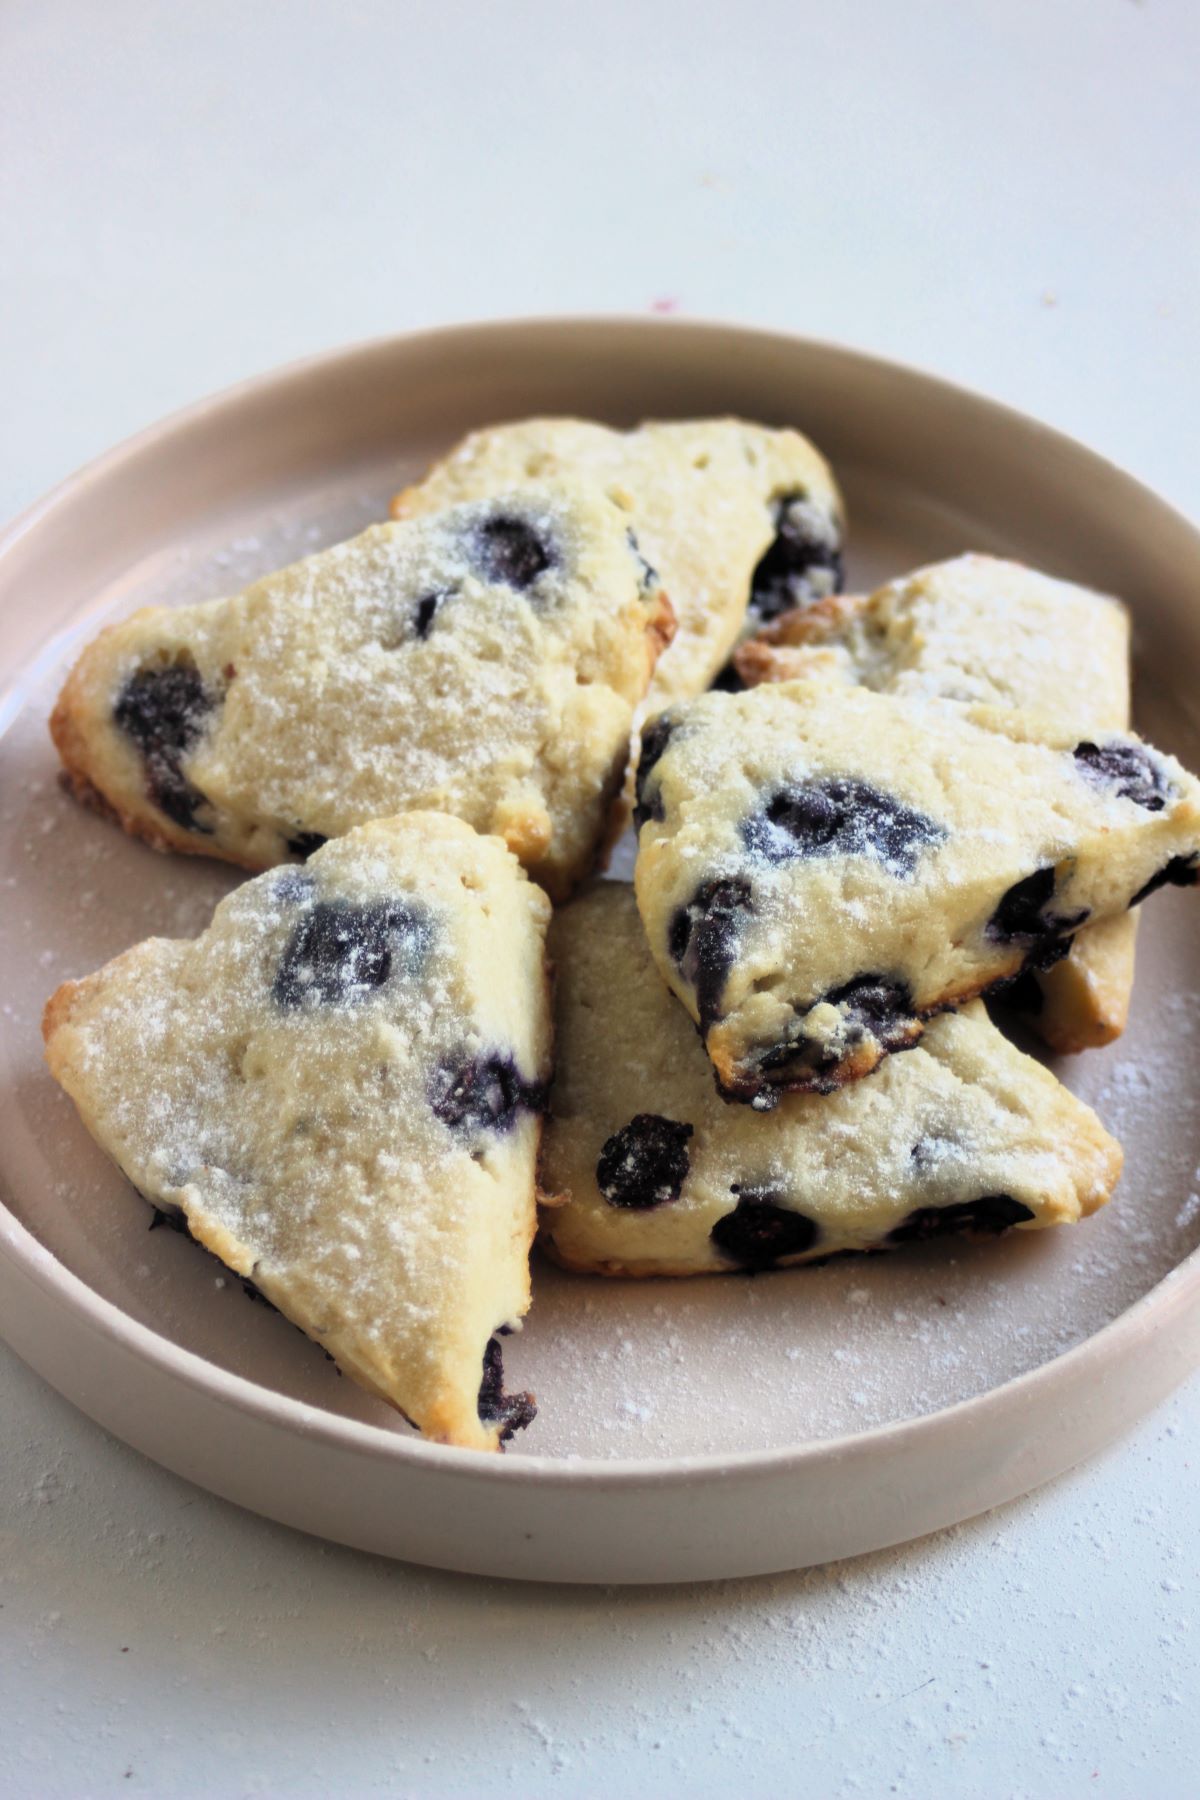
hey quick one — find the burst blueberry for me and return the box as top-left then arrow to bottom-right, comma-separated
113,664 -> 216,831
747,491 -> 843,624
273,900 -> 426,1008
742,777 -> 945,878
711,1189 -> 819,1269
887,1194 -> 1035,1243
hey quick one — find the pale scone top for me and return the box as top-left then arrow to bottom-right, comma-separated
43,814 -> 552,1452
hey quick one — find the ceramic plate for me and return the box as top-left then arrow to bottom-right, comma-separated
2,319 -> 1199,1583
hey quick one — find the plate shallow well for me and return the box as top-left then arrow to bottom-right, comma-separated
2,319 -> 1200,1582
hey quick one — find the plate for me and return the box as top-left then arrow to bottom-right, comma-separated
2,318 -> 1200,1584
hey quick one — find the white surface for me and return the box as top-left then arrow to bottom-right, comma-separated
1,0 -> 1198,1791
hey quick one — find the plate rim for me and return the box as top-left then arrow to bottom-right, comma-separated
3,312 -> 1199,1492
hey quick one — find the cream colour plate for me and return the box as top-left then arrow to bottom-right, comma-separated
2,319 -> 1199,1582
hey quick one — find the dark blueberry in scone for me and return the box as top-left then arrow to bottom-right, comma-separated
596,1114 -> 694,1209
711,1189 -> 819,1269
273,899 -> 427,1009
987,867 -> 1089,965
887,1194 -> 1036,1243
668,877 -> 754,1030
1130,853 -> 1200,905
825,975 -> 917,1048
113,663 -> 216,831
285,831 -> 328,858
429,1051 -> 546,1137
633,714 -> 680,831
747,975 -> 918,1098
413,590 -> 452,638
470,512 -> 557,590
741,778 -> 945,878
747,491 -> 844,625
1074,741 -> 1172,812
476,1335 -> 537,1444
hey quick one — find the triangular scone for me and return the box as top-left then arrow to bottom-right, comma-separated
539,887 -> 1121,1276
733,553 -> 1130,718
391,417 -> 843,711
43,815 -> 552,1452
51,486 -> 673,901
634,682 -> 1200,1104
733,553 -> 1139,1052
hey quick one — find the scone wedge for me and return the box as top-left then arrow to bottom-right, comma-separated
391,417 -> 844,711
43,815 -> 553,1452
51,485 -> 673,901
634,682 -> 1200,1104
733,553 -> 1139,1052
539,887 -> 1121,1276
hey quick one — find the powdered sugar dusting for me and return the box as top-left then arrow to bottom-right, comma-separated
3,466 -> 1200,1464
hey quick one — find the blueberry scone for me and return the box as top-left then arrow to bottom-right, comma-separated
539,887 -> 1121,1276
634,681 -> 1200,1104
733,553 -> 1139,1052
51,486 -> 673,901
390,418 -> 844,711
42,815 -> 553,1452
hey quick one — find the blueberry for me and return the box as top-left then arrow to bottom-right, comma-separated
633,714 -> 679,830
429,1052 -> 547,1137
413,590 -> 452,638
887,1194 -> 1035,1243
1130,854 -> 1200,906
668,877 -> 754,1030
471,513 -> 556,591
285,831 -> 327,858
477,1335 -> 536,1443
742,777 -> 945,878
748,491 -> 844,625
711,1189 -> 819,1269
113,664 -> 216,831
987,867 -> 1088,965
989,866 -> 1055,939
749,974 -> 916,1095
1074,740 -> 1172,812
825,974 -> 916,1045
272,900 -> 426,1008
596,1114 -> 693,1210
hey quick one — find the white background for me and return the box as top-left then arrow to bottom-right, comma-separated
2,2 -> 1198,1795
